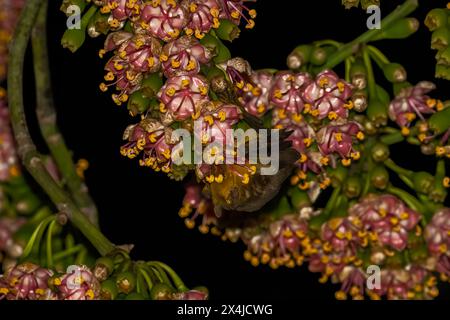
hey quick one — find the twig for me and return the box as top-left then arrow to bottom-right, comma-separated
31,1 -> 99,226
7,0 -> 114,255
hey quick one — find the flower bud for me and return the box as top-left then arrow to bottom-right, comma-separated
310,47 -> 331,66
342,0 -> 360,9
431,27 -> 450,50
428,106 -> 450,134
436,47 -> 450,66
287,45 -> 312,69
350,59 -> 367,89
94,256 -> 114,281
360,0 -> 380,10
412,171 -> 435,194
126,292 -> 146,300
87,10 -> 110,37
374,18 -> 419,40
366,98 -> 388,127
61,6 -> 98,52
141,73 -> 163,98
370,165 -> 389,189
215,19 -> 241,42
383,63 -> 407,83
435,64 -> 450,80
60,0 -> 86,16
352,90 -> 368,112
127,91 -> 151,117
150,283 -> 175,300
425,8 -> 448,32
344,176 -> 362,198
115,271 -> 136,294
371,142 -> 390,162
289,187 -> 311,209
100,279 -> 118,300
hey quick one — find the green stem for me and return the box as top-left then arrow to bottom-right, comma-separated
32,1 -> 99,226
367,45 -> 390,65
7,0 -> 114,256
150,262 -> 188,292
386,185 -> 427,213
362,47 -> 377,99
345,57 -> 352,82
46,220 -> 56,268
323,0 -> 418,70
384,159 -> 413,177
313,39 -> 343,48
53,244 -> 83,261
380,132 -> 405,145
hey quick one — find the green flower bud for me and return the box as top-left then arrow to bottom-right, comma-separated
366,98 -> 388,127
435,64 -> 450,80
150,283 -> 175,300
371,165 -> 389,189
310,47 -> 335,66
328,165 -> 348,186
375,18 -> 419,40
87,10 -> 110,37
60,0 -> 87,16
287,45 -> 313,69
101,279 -> 119,300
344,176 -> 362,198
350,59 -> 367,90
371,142 -> 390,162
215,19 -> 241,42
425,8 -> 448,32
383,63 -> 407,83
127,91 -> 151,117
126,293 -> 146,300
393,81 -> 411,96
94,256 -> 115,281
61,6 -> 98,52
412,171 -> 435,194
361,0 -> 379,10
200,33 -> 231,64
431,26 -> 450,50
342,0 -> 360,9
116,271 -> 137,294
15,194 -> 41,215
141,73 -> 163,97
288,187 -> 311,209
428,106 -> 450,134
352,89 -> 368,113
436,47 -> 450,65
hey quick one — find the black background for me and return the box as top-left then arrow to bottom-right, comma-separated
20,0 -> 450,300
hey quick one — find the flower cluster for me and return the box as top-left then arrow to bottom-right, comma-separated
0,263 -> 100,300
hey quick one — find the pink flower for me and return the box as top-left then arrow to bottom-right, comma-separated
316,121 -> 364,161
181,0 -> 221,37
104,31 -> 162,73
179,182 -> 219,234
303,70 -> 353,120
272,110 -> 315,154
161,36 -> 212,77
138,0 -> 189,41
55,265 -> 100,300
158,75 -> 210,121
121,118 -> 178,173
269,71 -> 312,115
217,0 -> 256,28
424,208 -> 450,275
242,214 -> 309,268
172,289 -> 209,300
349,194 -> 421,251
0,263 -> 53,300
335,266 -> 366,300
98,0 -> 142,26
370,266 -> 438,300
388,81 -> 436,128
241,71 -> 274,116
321,217 -> 364,252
